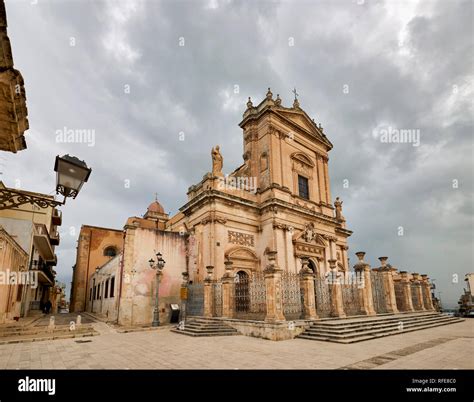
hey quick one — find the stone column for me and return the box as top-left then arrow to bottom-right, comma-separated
299,257 -> 318,320
328,259 -> 346,318
412,273 -> 426,310
203,266 -> 214,317
421,274 -> 435,310
179,272 -> 189,323
378,257 -> 399,314
399,271 -> 414,312
221,259 -> 234,318
264,250 -> 285,322
353,252 -> 376,316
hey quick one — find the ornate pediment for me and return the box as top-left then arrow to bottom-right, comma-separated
292,222 -> 327,247
273,109 -> 332,149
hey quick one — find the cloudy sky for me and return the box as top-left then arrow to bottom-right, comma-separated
2,0 -> 472,308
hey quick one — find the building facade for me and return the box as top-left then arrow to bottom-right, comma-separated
0,224 -> 28,323
0,182 -> 61,317
69,225 -> 123,313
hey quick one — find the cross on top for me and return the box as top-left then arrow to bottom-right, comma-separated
292,87 -> 299,100
154,192 -> 158,202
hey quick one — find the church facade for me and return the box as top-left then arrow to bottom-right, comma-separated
168,88 -> 352,283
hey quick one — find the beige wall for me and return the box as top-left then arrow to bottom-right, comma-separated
118,227 -> 185,326
0,225 -> 28,323
87,254 -> 120,321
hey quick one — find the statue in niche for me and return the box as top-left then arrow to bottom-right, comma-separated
303,222 -> 315,243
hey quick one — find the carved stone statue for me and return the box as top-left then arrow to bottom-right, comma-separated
334,197 -> 345,221
211,145 -> 223,176
303,222 -> 315,242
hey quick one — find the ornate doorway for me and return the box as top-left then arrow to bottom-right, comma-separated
235,270 -> 250,313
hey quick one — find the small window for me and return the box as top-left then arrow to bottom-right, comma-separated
110,277 -> 115,298
298,175 -> 309,200
89,288 -> 93,301
93,286 -> 96,300
104,280 -> 109,299
97,284 -> 100,300
104,246 -> 117,257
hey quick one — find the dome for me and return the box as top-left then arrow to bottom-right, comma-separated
147,200 -> 165,214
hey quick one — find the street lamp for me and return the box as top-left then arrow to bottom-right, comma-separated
54,154 -> 92,200
0,154 -> 92,210
149,252 -> 166,327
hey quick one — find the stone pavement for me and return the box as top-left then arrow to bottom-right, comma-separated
0,319 -> 472,369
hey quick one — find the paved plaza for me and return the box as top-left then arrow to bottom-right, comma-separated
0,319 -> 472,370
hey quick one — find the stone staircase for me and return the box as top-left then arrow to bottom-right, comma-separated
297,312 -> 464,344
0,322 -> 98,344
171,317 -> 239,337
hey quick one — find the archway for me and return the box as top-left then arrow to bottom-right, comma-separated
308,259 -> 319,275
235,270 -> 250,313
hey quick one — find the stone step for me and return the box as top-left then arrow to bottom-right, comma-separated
315,312 -> 441,327
298,318 -> 463,343
174,328 -> 238,335
306,315 -> 457,335
171,329 -> 238,337
171,319 -> 239,337
182,323 -> 230,330
304,317 -> 461,338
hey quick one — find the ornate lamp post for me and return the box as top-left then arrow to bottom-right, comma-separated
0,154 -> 91,210
149,252 -> 166,327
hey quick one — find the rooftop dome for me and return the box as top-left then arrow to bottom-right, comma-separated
147,200 -> 165,214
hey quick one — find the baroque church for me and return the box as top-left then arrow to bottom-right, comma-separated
73,89 -> 436,339
170,88 -> 352,281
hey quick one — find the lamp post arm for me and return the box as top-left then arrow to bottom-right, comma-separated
0,188 -> 65,210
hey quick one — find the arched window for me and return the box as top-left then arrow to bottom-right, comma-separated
103,246 -> 117,257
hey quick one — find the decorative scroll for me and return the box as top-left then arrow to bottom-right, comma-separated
341,280 -> 364,317
233,271 -> 266,320
370,271 -> 388,314
314,274 -> 332,318
282,272 -> 302,320
249,272 -> 266,316
212,282 -> 223,317
228,231 -> 255,247
0,188 -> 63,210
187,283 -> 204,316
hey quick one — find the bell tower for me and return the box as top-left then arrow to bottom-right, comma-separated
238,88 -> 335,218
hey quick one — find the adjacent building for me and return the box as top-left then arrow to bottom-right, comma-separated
69,225 -> 123,313
0,0 -> 29,153
0,181 -> 61,318
0,224 -> 28,323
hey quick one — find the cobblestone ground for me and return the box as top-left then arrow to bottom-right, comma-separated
0,320 -> 472,369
